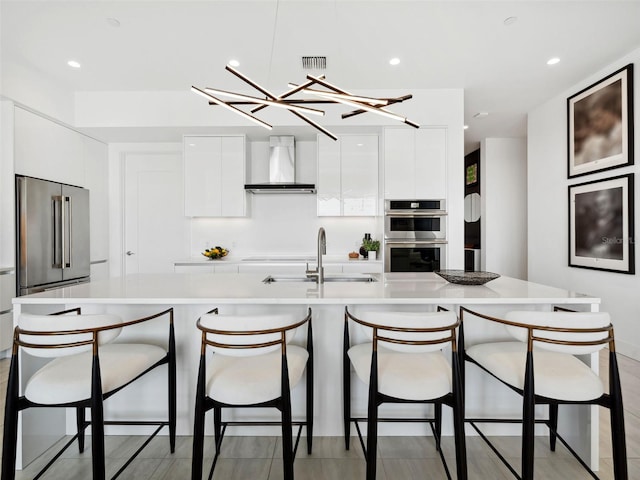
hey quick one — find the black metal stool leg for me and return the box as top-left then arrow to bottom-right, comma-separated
307,318 -> 314,455
609,352 -> 628,480
76,407 -> 86,453
90,355 -> 106,480
168,320 -> 177,454
521,352 -> 535,480
192,354 -> 207,480
452,352 -> 468,480
548,403 -> 558,452
434,403 -> 442,452
343,313 -> 351,450
366,349 -> 379,480
213,406 -> 222,454
1,353 -> 20,480
281,360 -> 294,480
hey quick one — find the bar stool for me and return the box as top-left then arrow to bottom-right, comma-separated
459,307 -> 627,480
191,308 -> 313,480
1,307 -> 176,480
343,307 -> 467,480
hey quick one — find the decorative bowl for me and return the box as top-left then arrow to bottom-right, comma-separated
435,270 -> 500,285
202,246 -> 229,260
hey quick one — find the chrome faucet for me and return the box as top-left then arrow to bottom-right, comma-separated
306,227 -> 326,283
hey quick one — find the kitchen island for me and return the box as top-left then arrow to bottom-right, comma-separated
12,272 -> 601,470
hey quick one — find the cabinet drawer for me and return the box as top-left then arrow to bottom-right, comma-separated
0,272 -> 15,311
342,263 -> 383,274
0,312 -> 13,351
175,265 -> 215,273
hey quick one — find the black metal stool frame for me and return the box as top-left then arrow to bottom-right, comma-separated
343,306 -> 468,480
191,307 -> 314,480
458,306 -> 627,480
1,307 -> 177,480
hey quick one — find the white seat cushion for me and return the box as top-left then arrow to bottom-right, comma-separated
466,341 -> 604,402
206,345 -> 309,405
25,343 -> 167,405
348,343 -> 452,401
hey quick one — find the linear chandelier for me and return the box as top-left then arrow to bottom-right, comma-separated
192,65 -> 418,140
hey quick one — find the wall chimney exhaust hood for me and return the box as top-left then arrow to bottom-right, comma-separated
245,136 -> 316,193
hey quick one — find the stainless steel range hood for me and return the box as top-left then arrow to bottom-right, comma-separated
245,136 -> 316,193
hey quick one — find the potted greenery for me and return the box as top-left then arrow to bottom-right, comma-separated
361,237 -> 380,260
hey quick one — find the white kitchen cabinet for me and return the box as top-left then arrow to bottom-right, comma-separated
90,262 -> 109,281
342,262 -> 383,274
175,263 -> 238,274
213,264 -> 239,273
0,271 -> 15,351
384,127 -> 447,200
84,137 -> 109,263
237,264 -> 342,276
14,107 -> 85,187
175,264 -> 215,273
317,134 -> 378,216
183,135 -> 247,217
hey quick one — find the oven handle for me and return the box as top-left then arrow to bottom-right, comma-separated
385,239 -> 448,245
384,211 -> 447,217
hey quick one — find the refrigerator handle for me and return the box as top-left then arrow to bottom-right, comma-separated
60,196 -> 71,270
52,196 -> 63,269
64,196 -> 72,268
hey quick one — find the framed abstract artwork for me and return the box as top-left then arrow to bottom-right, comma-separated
569,173 -> 634,274
567,64 -> 634,178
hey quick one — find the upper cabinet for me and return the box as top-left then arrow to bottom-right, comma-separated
317,134 -> 378,216
84,137 -> 109,262
14,107 -> 85,187
183,135 -> 247,217
384,127 -> 447,200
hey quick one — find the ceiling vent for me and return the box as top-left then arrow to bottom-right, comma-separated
301,56 -> 327,70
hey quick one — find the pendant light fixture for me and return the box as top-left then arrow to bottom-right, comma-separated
192,66 -> 417,140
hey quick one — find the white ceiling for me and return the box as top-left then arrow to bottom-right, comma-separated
2,0 -> 640,153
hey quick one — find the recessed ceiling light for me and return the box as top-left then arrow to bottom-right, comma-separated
503,16 -> 517,26
547,57 -> 560,66
106,17 -> 121,27
463,125 -> 469,130
389,58 -> 400,66
67,60 -> 81,69
228,59 -> 240,67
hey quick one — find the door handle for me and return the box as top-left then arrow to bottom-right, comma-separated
126,251 -> 135,256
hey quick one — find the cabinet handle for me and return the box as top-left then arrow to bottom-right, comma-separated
126,251 -> 135,256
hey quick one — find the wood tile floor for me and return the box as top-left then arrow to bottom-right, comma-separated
1,351 -> 639,479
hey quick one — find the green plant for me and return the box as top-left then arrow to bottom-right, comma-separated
362,238 -> 380,252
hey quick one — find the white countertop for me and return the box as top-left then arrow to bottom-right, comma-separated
174,255 -> 382,266
13,272 -> 599,306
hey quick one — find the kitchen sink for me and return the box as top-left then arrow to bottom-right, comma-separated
262,274 -> 378,284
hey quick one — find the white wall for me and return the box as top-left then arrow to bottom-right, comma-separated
528,47 -> 640,359
0,101 -> 15,267
481,138 -> 527,279
1,60 -> 76,126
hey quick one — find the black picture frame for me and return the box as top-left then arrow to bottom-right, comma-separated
465,163 -> 478,186
567,64 -> 634,178
568,173 -> 634,274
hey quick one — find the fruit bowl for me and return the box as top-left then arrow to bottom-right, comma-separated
202,246 -> 229,260
435,270 -> 500,285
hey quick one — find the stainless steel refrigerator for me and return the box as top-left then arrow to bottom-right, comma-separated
16,175 -> 90,295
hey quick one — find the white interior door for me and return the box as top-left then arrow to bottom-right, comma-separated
124,152 -> 189,274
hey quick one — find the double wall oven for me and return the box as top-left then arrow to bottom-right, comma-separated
384,199 -> 447,272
